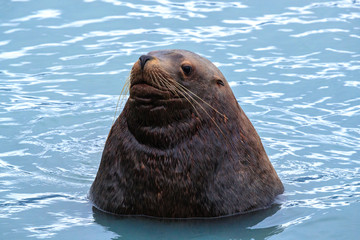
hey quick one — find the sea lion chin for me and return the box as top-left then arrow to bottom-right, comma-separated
90,49 -> 284,218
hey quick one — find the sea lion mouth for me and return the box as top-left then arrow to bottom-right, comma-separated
130,81 -> 184,105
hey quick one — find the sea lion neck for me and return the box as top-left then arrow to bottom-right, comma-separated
125,101 -> 201,149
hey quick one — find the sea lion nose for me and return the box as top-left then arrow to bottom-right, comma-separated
139,55 -> 154,70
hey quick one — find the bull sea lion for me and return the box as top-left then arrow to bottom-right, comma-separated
90,49 -> 284,218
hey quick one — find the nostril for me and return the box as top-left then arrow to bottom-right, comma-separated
139,55 -> 154,70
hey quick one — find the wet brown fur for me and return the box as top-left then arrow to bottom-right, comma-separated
90,49 -> 284,218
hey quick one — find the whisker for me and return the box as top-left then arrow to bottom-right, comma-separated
172,82 -> 243,159
155,70 -> 167,89
149,70 -> 162,89
173,81 -> 228,121
154,72 -> 178,96
113,75 -> 130,124
158,76 -> 209,124
157,76 -> 235,150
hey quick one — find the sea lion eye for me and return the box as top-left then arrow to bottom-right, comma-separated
181,65 -> 192,75
216,79 -> 225,86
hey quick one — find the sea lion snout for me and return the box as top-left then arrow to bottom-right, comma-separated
139,55 -> 155,70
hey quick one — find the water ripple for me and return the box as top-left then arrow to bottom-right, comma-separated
25,212 -> 93,239
0,192 -> 86,218
11,9 -> 61,22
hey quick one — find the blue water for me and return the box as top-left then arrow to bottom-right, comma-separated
1,0 -> 359,239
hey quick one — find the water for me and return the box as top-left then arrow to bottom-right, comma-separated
1,0 -> 359,239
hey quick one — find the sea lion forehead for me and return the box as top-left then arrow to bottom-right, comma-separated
147,49 -> 210,62
147,49 -> 224,78
147,49 -> 190,61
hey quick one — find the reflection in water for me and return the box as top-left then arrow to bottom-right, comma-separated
92,206 -> 284,240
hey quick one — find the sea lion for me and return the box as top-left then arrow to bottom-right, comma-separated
90,49 -> 284,218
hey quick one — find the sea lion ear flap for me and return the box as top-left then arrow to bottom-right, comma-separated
213,75 -> 225,87
216,79 -> 225,86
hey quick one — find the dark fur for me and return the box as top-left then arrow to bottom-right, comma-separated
90,50 -> 284,218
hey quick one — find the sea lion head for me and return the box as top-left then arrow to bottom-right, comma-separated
127,49 -> 238,149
